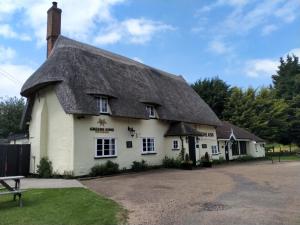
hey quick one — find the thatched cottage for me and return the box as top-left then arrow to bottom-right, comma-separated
20,3 -> 264,176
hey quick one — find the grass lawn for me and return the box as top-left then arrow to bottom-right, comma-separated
0,188 -> 127,225
270,155 -> 300,161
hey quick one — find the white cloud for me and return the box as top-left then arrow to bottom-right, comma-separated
208,40 -> 232,55
0,44 -> 34,97
196,0 -> 300,40
261,24 -> 278,36
95,18 -> 174,45
0,46 -> 16,62
0,24 -> 31,41
0,0 -> 174,46
288,48 -> 300,57
245,59 -> 278,78
0,63 -> 34,97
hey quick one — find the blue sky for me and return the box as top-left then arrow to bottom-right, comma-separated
0,0 -> 299,97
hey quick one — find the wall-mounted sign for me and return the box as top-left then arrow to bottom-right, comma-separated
90,127 -> 114,133
97,118 -> 107,127
126,141 -> 133,148
199,132 -> 214,137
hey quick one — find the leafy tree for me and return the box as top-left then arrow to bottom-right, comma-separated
0,96 -> 25,138
253,88 -> 289,143
287,95 -> 300,145
191,77 -> 230,118
272,55 -> 300,100
223,87 -> 256,130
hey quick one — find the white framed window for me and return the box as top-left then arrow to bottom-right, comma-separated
95,138 -> 116,158
211,145 -> 218,155
146,105 -> 155,118
97,97 -> 109,113
142,138 -> 155,153
172,140 -> 179,150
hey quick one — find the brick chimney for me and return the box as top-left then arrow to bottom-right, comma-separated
46,2 -> 62,58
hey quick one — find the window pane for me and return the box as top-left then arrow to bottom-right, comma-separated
97,139 -> 102,145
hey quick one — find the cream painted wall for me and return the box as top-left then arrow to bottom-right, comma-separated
218,139 -> 265,160
73,116 -> 170,176
28,87 -> 74,174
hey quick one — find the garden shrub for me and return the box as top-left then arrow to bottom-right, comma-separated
131,160 -> 148,172
37,157 -> 53,178
212,156 -> 225,165
234,155 -> 254,161
162,156 -> 181,168
90,160 -> 119,176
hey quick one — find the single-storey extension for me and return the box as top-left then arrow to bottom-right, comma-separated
216,121 -> 265,161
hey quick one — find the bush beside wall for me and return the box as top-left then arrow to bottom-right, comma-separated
90,161 -> 119,176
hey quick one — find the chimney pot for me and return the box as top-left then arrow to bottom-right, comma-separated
46,2 -> 61,58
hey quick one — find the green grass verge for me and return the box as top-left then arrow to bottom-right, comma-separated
0,188 -> 127,225
271,155 -> 300,161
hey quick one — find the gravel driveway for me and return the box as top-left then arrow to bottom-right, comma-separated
82,161 -> 300,225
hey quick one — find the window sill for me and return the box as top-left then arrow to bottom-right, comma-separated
94,156 -> 117,159
172,149 -> 180,151
141,152 -> 157,155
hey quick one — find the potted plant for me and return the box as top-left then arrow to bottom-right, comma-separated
181,153 -> 193,170
201,152 -> 212,168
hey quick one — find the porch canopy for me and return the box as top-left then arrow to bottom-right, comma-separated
165,122 -> 202,137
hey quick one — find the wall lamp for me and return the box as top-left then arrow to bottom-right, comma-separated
128,127 -> 136,138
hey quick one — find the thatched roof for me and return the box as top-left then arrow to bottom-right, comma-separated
21,36 -> 220,126
165,122 -> 203,136
216,121 -> 264,142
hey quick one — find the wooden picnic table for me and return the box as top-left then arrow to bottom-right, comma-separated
0,176 -> 25,207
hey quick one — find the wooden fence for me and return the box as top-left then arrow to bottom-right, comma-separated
0,144 -> 30,177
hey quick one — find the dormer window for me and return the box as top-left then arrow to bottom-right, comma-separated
146,105 -> 156,118
97,96 -> 109,113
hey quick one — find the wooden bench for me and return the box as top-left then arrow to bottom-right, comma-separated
0,176 -> 25,207
0,190 -> 25,207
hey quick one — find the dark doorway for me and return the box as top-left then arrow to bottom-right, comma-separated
225,145 -> 229,161
188,136 -> 196,166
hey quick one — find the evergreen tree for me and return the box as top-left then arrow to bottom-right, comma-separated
191,77 -> 230,118
272,55 -> 300,100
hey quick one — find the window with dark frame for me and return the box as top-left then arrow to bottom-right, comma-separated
202,144 -> 207,148
146,105 -> 155,118
239,141 -> 247,155
172,140 -> 179,150
142,138 -> 155,153
211,145 -> 218,155
232,141 -> 239,156
97,97 -> 109,113
96,138 -> 116,157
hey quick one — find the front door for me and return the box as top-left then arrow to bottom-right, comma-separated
225,145 -> 229,161
188,136 -> 196,166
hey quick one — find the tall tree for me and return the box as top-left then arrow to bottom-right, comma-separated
272,55 -> 300,100
0,97 -> 25,138
191,77 -> 230,118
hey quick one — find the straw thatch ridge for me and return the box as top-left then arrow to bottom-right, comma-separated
21,35 -> 221,126
216,121 -> 264,142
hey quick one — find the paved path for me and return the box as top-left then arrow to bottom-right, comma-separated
9,178 -> 85,189
82,161 -> 300,225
